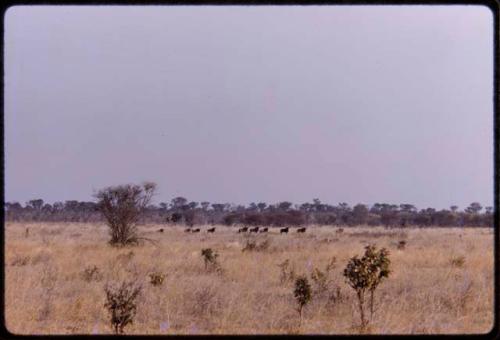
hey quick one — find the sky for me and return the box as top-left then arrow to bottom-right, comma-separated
4,5 -> 494,210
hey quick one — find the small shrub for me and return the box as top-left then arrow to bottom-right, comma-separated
38,263 -> 58,321
149,272 -> 166,286
25,227 -> 29,238
310,257 -> 336,295
242,239 -> 270,252
191,285 -> 221,317
116,251 -> 135,263
293,276 -> 312,327
30,251 -> 52,266
278,259 -> 296,284
326,286 -> 343,311
104,280 -> 142,334
343,245 -> 391,329
11,255 -> 30,266
242,240 -> 257,252
201,248 -> 221,273
450,256 -> 466,268
458,278 -> 474,309
82,265 -> 103,282
258,239 -> 270,251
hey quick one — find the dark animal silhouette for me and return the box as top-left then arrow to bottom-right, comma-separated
280,227 -> 289,234
249,227 -> 259,233
297,227 -> 306,233
207,227 -> 216,233
336,228 -> 344,234
238,227 -> 248,233
158,228 -> 164,233
259,227 -> 268,233
191,228 -> 201,233
184,228 -> 192,233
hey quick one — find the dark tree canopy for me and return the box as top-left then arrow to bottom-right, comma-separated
5,196 -> 493,229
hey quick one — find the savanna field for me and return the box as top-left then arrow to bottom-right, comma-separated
5,222 -> 494,335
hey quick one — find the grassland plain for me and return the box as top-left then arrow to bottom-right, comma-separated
5,222 -> 494,335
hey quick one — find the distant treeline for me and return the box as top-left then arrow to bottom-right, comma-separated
4,198 -> 493,228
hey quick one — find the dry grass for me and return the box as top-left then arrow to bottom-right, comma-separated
5,222 -> 494,335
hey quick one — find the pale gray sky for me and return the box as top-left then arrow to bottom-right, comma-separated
4,5 -> 494,209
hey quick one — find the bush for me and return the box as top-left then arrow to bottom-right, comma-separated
82,265 -> 103,282
191,285 -> 221,318
310,257 -> 337,295
293,276 -> 312,327
242,238 -> 270,252
149,272 -> 166,286
343,245 -> 391,329
104,280 -> 142,334
201,248 -> 222,273
278,259 -> 296,284
95,182 -> 156,246
11,255 -> 30,266
116,251 -> 135,263
397,240 -> 407,250
450,256 -> 466,268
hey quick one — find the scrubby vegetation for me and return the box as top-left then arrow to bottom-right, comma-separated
104,280 -> 142,334
5,222 -> 493,334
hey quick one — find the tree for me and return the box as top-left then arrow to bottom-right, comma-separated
465,202 -> 482,214
211,203 -> 226,213
257,202 -> 267,212
278,201 -> 293,211
352,204 -> 369,225
201,201 -> 210,211
95,182 -> 157,246
171,197 -> 187,210
26,199 -> 44,210
188,201 -> 198,210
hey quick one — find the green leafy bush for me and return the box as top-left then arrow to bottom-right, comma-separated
293,276 -> 312,327
343,245 -> 391,329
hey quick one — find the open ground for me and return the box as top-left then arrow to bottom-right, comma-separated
5,222 -> 494,335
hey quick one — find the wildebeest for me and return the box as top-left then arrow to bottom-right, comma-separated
249,227 -> 259,233
184,228 -> 192,233
207,227 -> 216,233
238,227 -> 248,233
297,227 -> 306,233
158,228 -> 164,233
259,227 -> 268,233
191,228 -> 201,233
336,228 -> 344,234
280,227 -> 289,234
